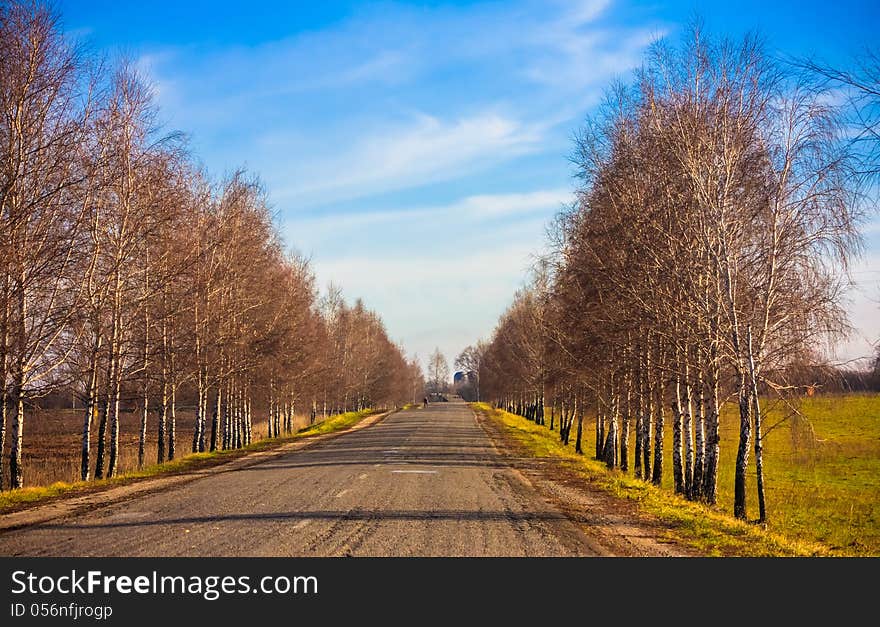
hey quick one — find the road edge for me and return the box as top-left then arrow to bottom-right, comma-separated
471,403 -> 697,557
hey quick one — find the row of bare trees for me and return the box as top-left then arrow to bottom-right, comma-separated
0,1 -> 423,490
471,27 -> 866,522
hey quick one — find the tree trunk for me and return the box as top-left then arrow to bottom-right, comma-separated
168,383 -> 177,460
210,385 -> 220,452
94,383 -> 111,479
0,288 -> 8,490
107,357 -> 122,478
198,382 -> 207,452
138,391 -> 148,469
222,380 -> 228,449
198,375 -> 207,452
652,372 -> 664,486
224,378 -> 232,449
682,356 -> 694,498
734,380 -> 752,519
81,341 -> 100,481
642,346 -> 652,481
634,383 -> 643,479
0,399 -> 5,491
701,357 -> 721,505
620,370 -> 630,472
604,422 -> 616,468
106,263 -> 123,479
138,251 -> 150,469
0,382 -> 5,491
138,316 -> 149,469
246,394 -> 253,445
267,393 -> 275,439
691,359 -> 705,500
168,325 -> 177,460
192,299 -> 203,453
288,395 -> 294,434
635,349 -> 644,478
193,366 -> 203,454
9,269 -> 27,489
273,394 -> 281,441
746,325 -> 767,523
604,387 -> 617,468
560,400 -> 569,444
94,339 -> 116,481
672,372 -> 684,494
158,323 -> 168,463
235,385 -> 244,448
9,369 -> 25,489
560,401 -> 566,443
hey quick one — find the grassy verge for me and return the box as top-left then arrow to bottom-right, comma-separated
0,408 -> 381,514
295,408 -> 379,436
473,402 -> 832,557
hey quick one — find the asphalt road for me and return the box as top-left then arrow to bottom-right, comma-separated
0,399 -> 602,556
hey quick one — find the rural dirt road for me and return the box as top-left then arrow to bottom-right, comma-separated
0,399 -> 686,556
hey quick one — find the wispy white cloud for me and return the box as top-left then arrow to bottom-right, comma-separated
519,0 -> 661,93
273,112 -> 546,206
456,189 -> 573,217
285,188 -> 571,249
133,50 -> 180,105
561,0 -> 614,24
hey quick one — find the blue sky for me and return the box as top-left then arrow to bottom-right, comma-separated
61,0 -> 880,370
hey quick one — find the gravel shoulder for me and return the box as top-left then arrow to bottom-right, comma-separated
475,407 -> 698,557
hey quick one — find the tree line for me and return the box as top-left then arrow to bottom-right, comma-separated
464,27 -> 873,522
0,1 -> 423,490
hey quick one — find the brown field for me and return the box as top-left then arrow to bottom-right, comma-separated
8,405 -> 312,488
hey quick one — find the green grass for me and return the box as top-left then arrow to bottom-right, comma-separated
0,408 -> 381,513
473,402 -> 836,556
713,394 -> 880,555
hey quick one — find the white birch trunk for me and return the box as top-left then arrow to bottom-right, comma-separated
682,355 -> 694,497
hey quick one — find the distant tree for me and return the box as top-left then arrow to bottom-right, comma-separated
427,348 -> 449,394
455,341 -> 486,401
